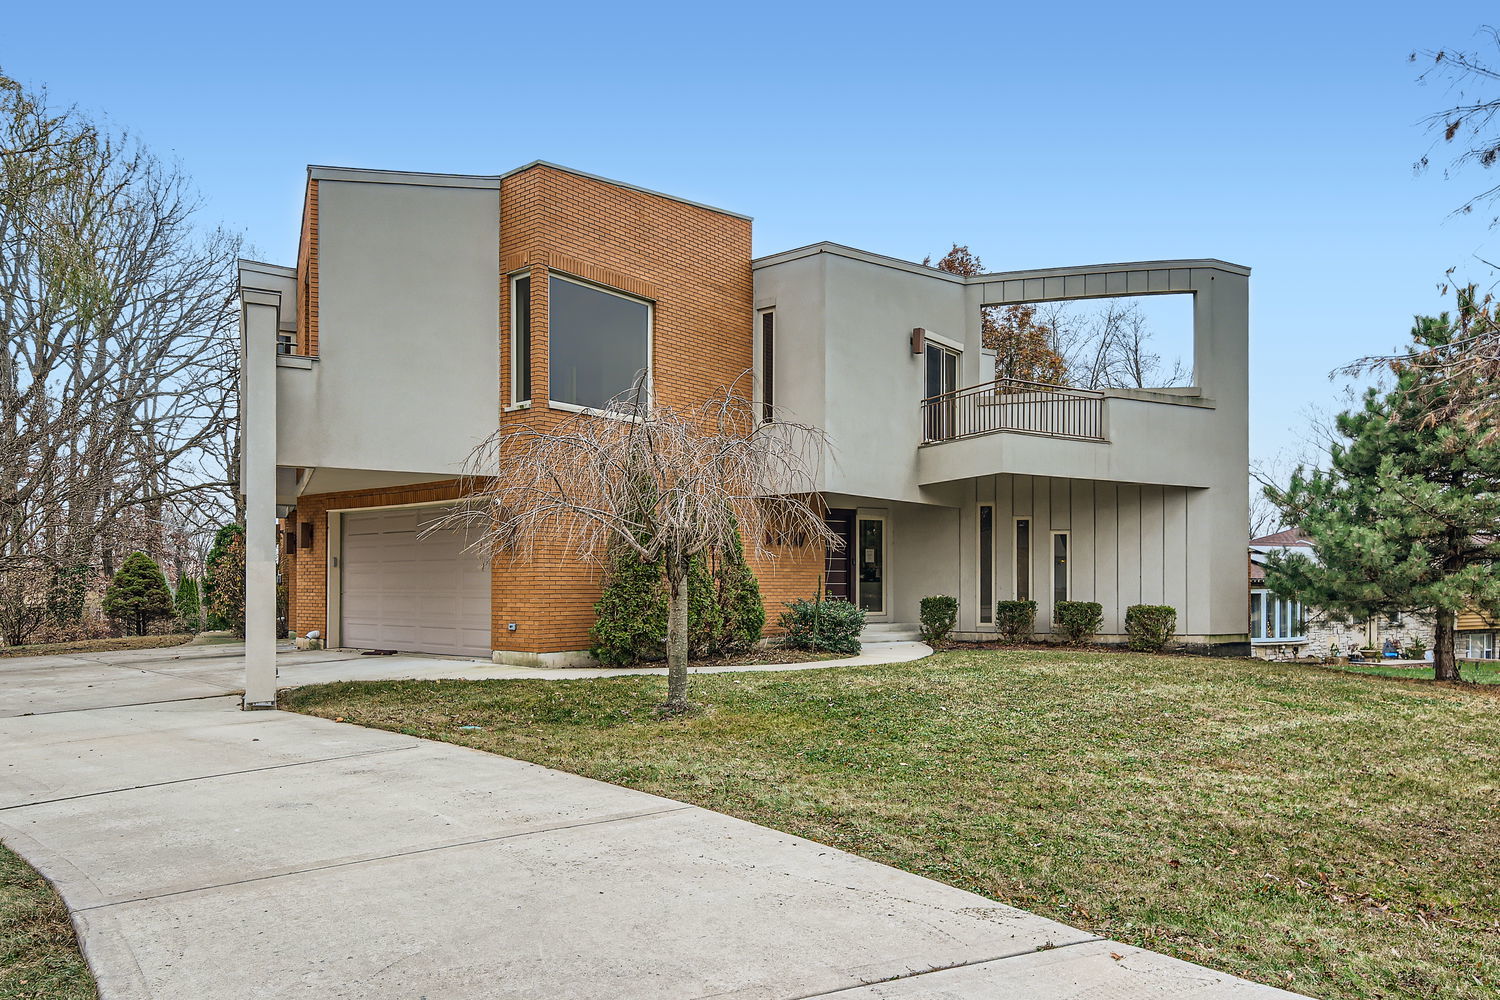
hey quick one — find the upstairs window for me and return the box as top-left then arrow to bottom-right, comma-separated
761,310 -> 775,422
549,274 -> 651,411
511,274 -> 532,403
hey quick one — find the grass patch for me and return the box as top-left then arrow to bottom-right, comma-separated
0,842 -> 95,1000
1325,660 -> 1500,685
283,649 -> 1500,1000
0,634 -> 193,659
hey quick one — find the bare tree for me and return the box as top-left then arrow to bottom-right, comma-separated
1046,300 -> 1189,390
1413,27 -> 1500,226
0,71 -> 240,636
438,378 -> 836,713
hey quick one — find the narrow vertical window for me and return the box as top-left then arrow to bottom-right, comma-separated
761,311 -> 775,422
1014,519 -> 1031,601
1052,532 -> 1069,606
512,274 -> 532,403
979,505 -> 994,623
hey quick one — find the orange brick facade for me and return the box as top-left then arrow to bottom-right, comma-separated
283,165 -> 822,657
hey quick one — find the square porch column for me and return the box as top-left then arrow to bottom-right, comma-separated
241,290 -> 280,707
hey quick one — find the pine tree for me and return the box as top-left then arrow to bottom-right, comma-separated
713,519 -> 766,653
1266,315 -> 1500,681
589,542 -> 668,666
102,552 -> 176,636
175,576 -> 203,631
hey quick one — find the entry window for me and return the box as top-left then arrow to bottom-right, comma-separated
1014,519 -> 1031,601
549,274 -> 651,411
858,516 -> 885,614
978,504 -> 994,623
1052,532 -> 1069,606
761,310 -> 775,422
511,274 -> 532,403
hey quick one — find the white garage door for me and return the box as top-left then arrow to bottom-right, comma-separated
340,508 -> 491,657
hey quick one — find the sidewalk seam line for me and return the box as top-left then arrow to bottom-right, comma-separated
777,937 -> 1106,1000
73,804 -> 696,912
0,745 -> 418,813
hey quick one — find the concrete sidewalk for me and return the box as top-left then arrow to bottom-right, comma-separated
0,639 -> 932,719
0,647 -> 1300,999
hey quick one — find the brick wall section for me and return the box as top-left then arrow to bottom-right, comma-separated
493,164 -> 821,654
295,180 -> 320,356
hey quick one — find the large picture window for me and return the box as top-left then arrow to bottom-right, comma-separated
548,274 -> 651,411
1250,589 -> 1305,642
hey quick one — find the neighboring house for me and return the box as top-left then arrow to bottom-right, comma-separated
1458,611 -> 1498,660
236,162 -> 1251,702
1248,529 -> 1434,660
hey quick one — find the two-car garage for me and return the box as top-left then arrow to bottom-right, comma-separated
338,507 -> 492,658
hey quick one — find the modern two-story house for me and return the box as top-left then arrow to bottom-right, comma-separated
237,162 -> 1251,704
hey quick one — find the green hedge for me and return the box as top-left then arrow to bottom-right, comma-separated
919,595 -> 958,644
1125,604 -> 1177,652
1053,600 -> 1103,643
994,600 -> 1036,642
779,597 -> 865,655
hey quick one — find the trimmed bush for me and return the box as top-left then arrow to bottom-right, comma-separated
102,552 -> 176,636
175,576 -> 203,631
919,595 -> 958,645
779,596 -> 865,655
1125,604 -> 1176,652
591,524 -> 766,666
1053,600 -> 1103,643
590,543 -> 668,666
711,525 -> 766,655
994,600 -> 1036,642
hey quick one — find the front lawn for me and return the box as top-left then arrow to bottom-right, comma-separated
0,842 -> 96,1000
1325,659 -> 1500,685
284,649 -> 1500,1000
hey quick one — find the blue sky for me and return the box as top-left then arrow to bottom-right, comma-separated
6,2 -> 1498,465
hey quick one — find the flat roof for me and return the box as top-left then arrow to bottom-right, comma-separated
753,241 -> 1251,280
307,160 -> 751,221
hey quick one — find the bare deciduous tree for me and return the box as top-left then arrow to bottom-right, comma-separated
1041,300 -> 1189,390
0,71 -> 240,637
437,378 -> 837,712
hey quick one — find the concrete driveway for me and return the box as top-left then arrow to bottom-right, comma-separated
0,645 -> 1299,999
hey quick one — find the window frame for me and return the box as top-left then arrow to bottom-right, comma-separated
855,513 -> 887,616
546,271 -> 654,414
509,271 -> 532,406
978,503 -> 995,625
1250,588 -> 1306,643
1013,517 -> 1032,602
759,309 -> 775,423
1050,530 -> 1070,607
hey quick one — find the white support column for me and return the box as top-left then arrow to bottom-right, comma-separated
241,291 -> 280,707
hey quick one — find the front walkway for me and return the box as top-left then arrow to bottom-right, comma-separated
0,646 -> 1298,999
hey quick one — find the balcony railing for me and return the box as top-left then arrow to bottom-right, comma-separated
921,378 -> 1106,443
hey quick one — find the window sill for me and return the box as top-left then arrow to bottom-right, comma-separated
503,400 -> 532,413
548,399 -> 644,422
1251,637 -> 1308,645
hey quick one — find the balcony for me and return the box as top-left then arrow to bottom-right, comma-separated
921,378 -> 1106,444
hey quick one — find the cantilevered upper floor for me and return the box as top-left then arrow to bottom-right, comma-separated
751,243 -> 1250,504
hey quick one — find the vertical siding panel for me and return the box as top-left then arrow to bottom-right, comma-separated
1071,480 -> 1095,604
1116,483 -> 1142,613
1140,485 -> 1166,606
995,475 -> 1013,601
1163,487 -> 1189,631
1094,482 -> 1119,633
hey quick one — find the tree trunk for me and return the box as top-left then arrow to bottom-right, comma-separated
664,551 -> 690,712
1433,609 -> 1459,682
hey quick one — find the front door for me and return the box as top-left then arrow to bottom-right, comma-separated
823,508 -> 856,601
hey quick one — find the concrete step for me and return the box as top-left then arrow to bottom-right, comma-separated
860,622 -> 922,643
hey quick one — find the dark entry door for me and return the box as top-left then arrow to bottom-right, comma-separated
823,508 -> 856,601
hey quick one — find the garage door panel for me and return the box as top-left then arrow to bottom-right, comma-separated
340,508 -> 491,657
